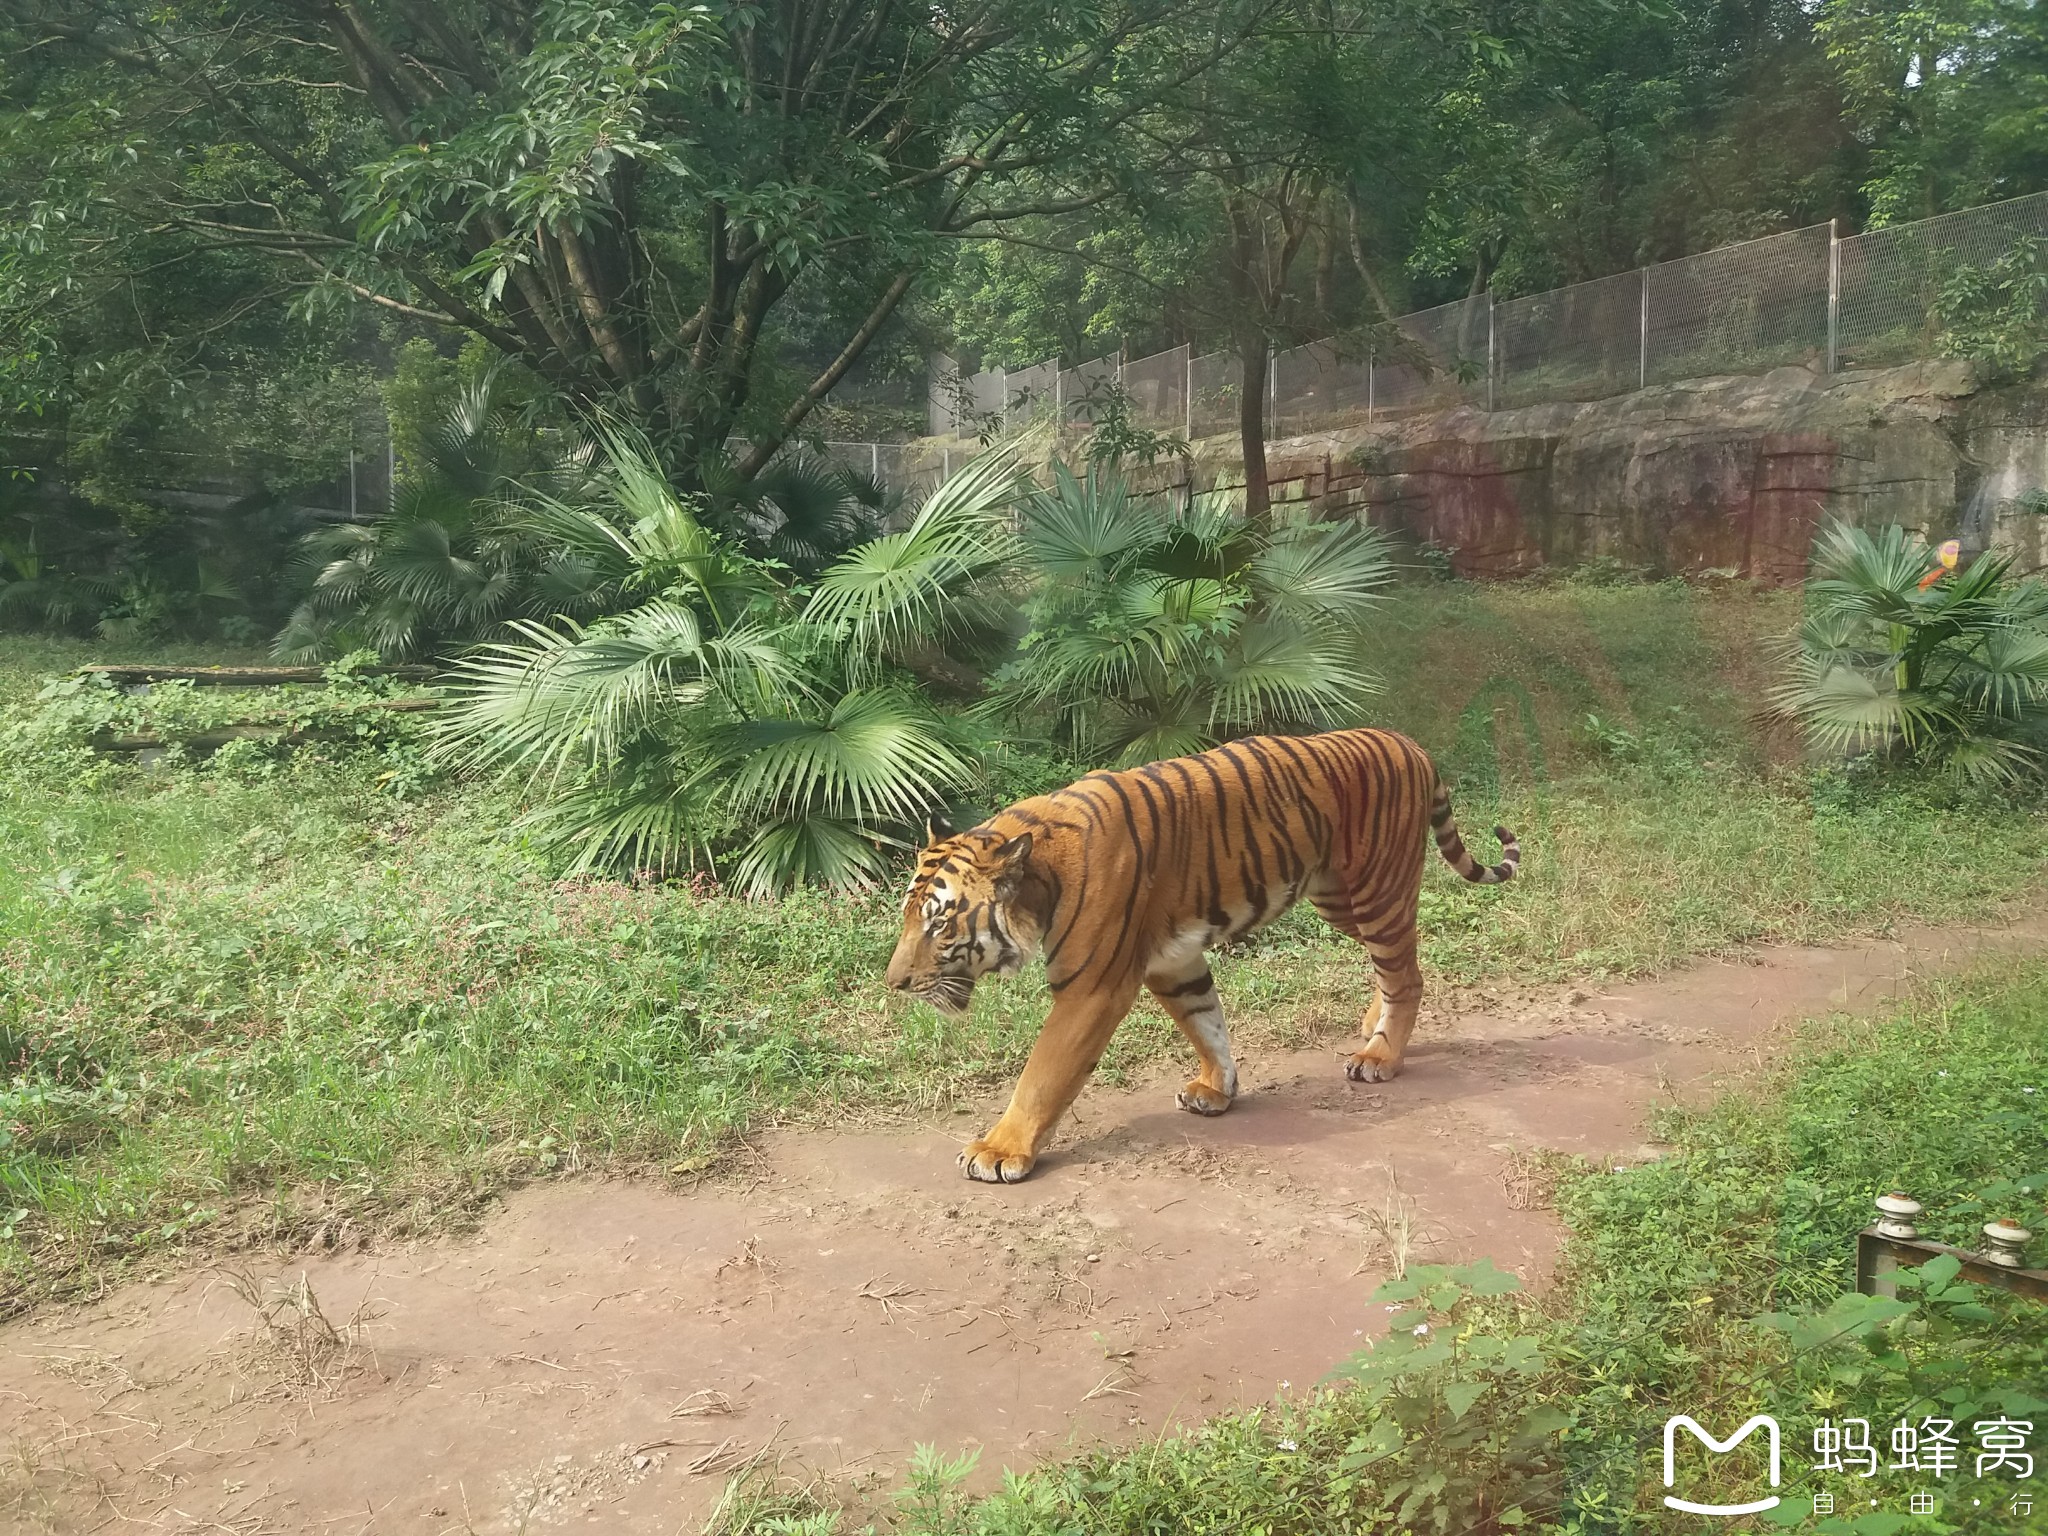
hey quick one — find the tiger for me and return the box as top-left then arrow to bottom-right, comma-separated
885,727 -> 1520,1184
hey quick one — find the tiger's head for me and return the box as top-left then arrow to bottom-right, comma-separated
886,819 -> 1043,1014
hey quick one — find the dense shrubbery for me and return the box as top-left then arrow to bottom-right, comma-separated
423,440 -> 1397,891
997,465 -> 1394,765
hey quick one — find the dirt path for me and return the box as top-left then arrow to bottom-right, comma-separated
7,916 -> 2044,1535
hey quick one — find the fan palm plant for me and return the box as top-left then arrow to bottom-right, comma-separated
995,464 -> 1395,765
273,366 -> 601,661
432,439 -> 1023,895
700,453 -> 890,580
1771,520 -> 2048,785
0,516 -> 113,632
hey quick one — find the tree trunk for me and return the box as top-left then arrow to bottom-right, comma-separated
1455,250 -> 1490,373
1238,325 -> 1270,519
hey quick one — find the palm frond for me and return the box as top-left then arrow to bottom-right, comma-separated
728,816 -> 893,899
1249,521 -> 1396,624
1210,619 -> 1379,733
1017,462 -> 1162,582
805,448 -> 1024,670
710,688 -> 976,826
433,605 -> 795,780
510,748 -> 722,876
1935,733 -> 2041,787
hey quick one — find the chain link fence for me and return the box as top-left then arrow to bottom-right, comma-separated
1838,193 -> 2048,368
1646,222 -> 1833,384
1003,359 -> 1060,428
1122,344 -> 1190,436
896,190 -> 2048,496
1496,269 -> 1643,408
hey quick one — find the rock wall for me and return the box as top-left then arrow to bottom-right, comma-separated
1160,360 -> 2048,583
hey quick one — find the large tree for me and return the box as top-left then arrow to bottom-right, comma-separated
0,0 -> 1263,485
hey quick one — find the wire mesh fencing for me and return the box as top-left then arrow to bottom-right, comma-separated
1003,360 -> 1060,429
1271,340 -> 1373,435
853,189 -> 2048,497
1187,351 -> 1243,439
1122,344 -> 1190,433
1496,269 -> 1645,408
1838,191 -> 2048,369
1365,300 -> 1485,415
1646,222 -> 1831,384
1058,355 -> 1122,425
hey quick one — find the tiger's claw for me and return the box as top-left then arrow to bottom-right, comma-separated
959,1138 -> 1037,1183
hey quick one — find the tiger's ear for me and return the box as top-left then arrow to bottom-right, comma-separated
995,831 -> 1033,865
924,812 -> 954,845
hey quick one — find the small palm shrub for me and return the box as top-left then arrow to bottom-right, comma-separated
995,464 -> 1395,766
1772,520 -> 2048,784
0,516 -> 112,632
274,367 -> 602,661
432,439 -> 1021,895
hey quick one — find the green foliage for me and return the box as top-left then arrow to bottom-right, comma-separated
1772,521 -> 2048,785
17,670 -> 417,744
274,366 -> 601,661
1819,0 -> 2048,226
1936,236 -> 2048,380
997,465 -> 1395,764
1075,378 -> 1191,471
1550,970 -> 2048,1531
1322,1262 -> 1571,1534
431,442 -> 1023,894
0,1 -> 1256,483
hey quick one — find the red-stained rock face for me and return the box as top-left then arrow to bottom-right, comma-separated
1134,359 -> 2048,586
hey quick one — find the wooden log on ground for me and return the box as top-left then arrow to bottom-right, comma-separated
79,663 -> 437,687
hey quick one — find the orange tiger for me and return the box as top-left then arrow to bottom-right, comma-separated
885,727 -> 1520,1183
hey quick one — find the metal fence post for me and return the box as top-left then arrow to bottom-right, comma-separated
1486,291 -> 1496,412
1366,347 -> 1375,426
1054,364 -> 1064,433
1638,268 -> 1650,391
1827,217 -> 1841,374
1182,345 -> 1194,442
1267,349 -> 1278,439
871,443 -> 881,482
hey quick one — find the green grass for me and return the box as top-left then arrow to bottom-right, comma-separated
710,962 -> 2048,1534
5,578 -> 2047,1308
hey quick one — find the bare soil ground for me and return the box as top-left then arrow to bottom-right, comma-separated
6,916 -> 2044,1536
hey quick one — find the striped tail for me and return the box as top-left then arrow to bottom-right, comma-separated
1430,785 -> 1519,884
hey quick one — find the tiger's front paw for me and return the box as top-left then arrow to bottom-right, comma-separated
1343,1036 -> 1403,1083
959,1137 -> 1037,1184
1175,1080 -> 1234,1116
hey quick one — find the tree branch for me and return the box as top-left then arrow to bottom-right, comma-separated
736,269 -> 915,479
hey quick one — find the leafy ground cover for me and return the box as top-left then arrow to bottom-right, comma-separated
5,580 -> 2046,1312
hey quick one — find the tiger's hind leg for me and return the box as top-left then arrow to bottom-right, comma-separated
1309,865 -> 1426,1084
1343,931 -> 1423,1083
1146,958 -> 1237,1116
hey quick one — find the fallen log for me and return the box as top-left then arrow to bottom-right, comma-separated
79,663 -> 437,687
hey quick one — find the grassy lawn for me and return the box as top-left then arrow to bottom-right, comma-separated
718,961 -> 2048,1534
5,580 -> 2046,1309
